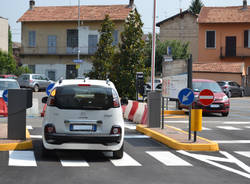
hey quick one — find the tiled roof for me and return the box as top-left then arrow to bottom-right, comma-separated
18,5 -> 132,22
157,10 -> 197,27
193,62 -> 244,73
198,6 -> 250,23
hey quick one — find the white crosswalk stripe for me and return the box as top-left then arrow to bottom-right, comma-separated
110,152 -> 142,167
216,126 -> 242,130
235,151 -> 250,158
60,159 -> 89,167
146,151 -> 192,166
9,151 -> 37,167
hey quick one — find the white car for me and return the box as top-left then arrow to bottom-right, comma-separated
41,78 -> 124,159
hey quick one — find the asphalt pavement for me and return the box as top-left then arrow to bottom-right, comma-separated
0,96 -> 249,184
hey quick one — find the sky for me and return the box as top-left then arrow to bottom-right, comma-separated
0,0 -> 248,42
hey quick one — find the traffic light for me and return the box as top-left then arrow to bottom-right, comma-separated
136,72 -> 144,101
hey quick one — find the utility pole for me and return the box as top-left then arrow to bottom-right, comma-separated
151,0 -> 156,91
78,0 -> 80,62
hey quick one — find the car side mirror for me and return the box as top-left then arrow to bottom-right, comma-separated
42,96 -> 48,103
121,98 -> 128,105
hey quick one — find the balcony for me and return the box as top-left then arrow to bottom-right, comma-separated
20,46 -> 95,57
220,47 -> 250,59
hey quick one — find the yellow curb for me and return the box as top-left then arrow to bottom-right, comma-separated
136,124 -> 219,152
0,129 -> 33,151
165,115 -> 188,119
164,110 -> 186,115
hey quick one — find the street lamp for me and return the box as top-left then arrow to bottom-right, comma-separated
151,0 -> 156,91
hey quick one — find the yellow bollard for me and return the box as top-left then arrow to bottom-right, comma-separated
191,109 -> 202,132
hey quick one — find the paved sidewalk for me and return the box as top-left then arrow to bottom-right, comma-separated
136,124 -> 219,151
0,123 -> 33,151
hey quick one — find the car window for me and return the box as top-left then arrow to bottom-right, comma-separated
20,75 -> 29,80
53,85 -> 114,110
193,81 -> 222,93
217,82 -> 225,86
229,82 -> 234,86
0,81 -> 19,90
233,82 -> 240,87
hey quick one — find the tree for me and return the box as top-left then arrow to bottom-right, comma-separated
189,0 -> 204,15
111,9 -> 148,99
87,15 -> 115,80
145,34 -> 190,74
0,50 -> 16,74
8,27 -> 13,55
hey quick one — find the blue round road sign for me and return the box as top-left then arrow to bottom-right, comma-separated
178,88 -> 194,106
2,90 -> 8,102
46,83 -> 55,96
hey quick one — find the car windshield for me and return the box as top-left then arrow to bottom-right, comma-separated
0,81 -> 19,90
54,85 -> 114,110
193,81 -> 222,93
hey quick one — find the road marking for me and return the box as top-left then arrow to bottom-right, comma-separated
30,135 -> 42,139
216,126 -> 242,130
178,150 -> 250,179
235,151 -> 250,158
213,140 -> 250,144
9,151 -> 37,167
26,125 -> 33,130
223,122 -> 250,125
245,126 -> 250,129
125,135 -> 150,139
60,159 -> 89,167
146,151 -> 192,166
124,124 -> 136,130
110,152 -> 141,167
202,127 -> 212,130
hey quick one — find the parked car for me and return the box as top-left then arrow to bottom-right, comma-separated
0,74 -> 18,80
178,79 -> 230,116
41,79 -> 125,159
17,74 -> 54,92
217,81 -> 244,97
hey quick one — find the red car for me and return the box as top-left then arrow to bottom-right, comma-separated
178,79 -> 230,116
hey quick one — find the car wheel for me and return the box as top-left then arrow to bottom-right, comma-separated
222,112 -> 229,117
240,91 -> 244,97
33,84 -> 39,92
227,91 -> 232,98
113,144 -> 124,159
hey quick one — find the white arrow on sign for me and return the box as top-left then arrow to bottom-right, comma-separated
182,91 -> 192,103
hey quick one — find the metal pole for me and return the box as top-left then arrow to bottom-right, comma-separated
161,97 -> 164,129
188,55 -> 193,140
151,0 -> 156,91
78,0 -> 80,61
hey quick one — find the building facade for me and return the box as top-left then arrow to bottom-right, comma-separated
18,0 -> 133,81
197,3 -> 250,93
0,17 -> 8,53
156,10 -> 199,62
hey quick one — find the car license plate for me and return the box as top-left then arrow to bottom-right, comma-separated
70,124 -> 96,131
210,104 -> 220,108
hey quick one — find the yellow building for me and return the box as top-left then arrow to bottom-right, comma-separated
18,0 -> 134,80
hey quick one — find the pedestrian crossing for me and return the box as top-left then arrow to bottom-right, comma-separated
5,150 -> 250,168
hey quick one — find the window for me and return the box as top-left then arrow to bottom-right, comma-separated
54,85 -> 114,110
112,30 -> 118,46
88,35 -> 98,54
28,65 -> 35,73
206,31 -> 216,48
67,29 -> 78,48
28,31 -> 36,47
48,71 -> 56,81
244,30 -> 250,48
48,35 -> 57,53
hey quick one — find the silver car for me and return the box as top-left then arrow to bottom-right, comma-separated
17,74 -> 54,92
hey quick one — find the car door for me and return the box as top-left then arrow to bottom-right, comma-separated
229,82 -> 237,96
233,82 -> 241,96
40,75 -> 50,89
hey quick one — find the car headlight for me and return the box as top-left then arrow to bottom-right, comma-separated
223,96 -> 228,101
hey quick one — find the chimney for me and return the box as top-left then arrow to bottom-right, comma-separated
243,0 -> 247,9
128,0 -> 134,8
29,0 -> 35,10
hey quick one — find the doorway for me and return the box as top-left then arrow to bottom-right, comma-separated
66,65 -> 78,79
225,36 -> 236,57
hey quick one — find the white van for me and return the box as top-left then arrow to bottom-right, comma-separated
41,79 -> 124,159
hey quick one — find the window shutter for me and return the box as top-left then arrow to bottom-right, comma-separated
244,30 -> 248,48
